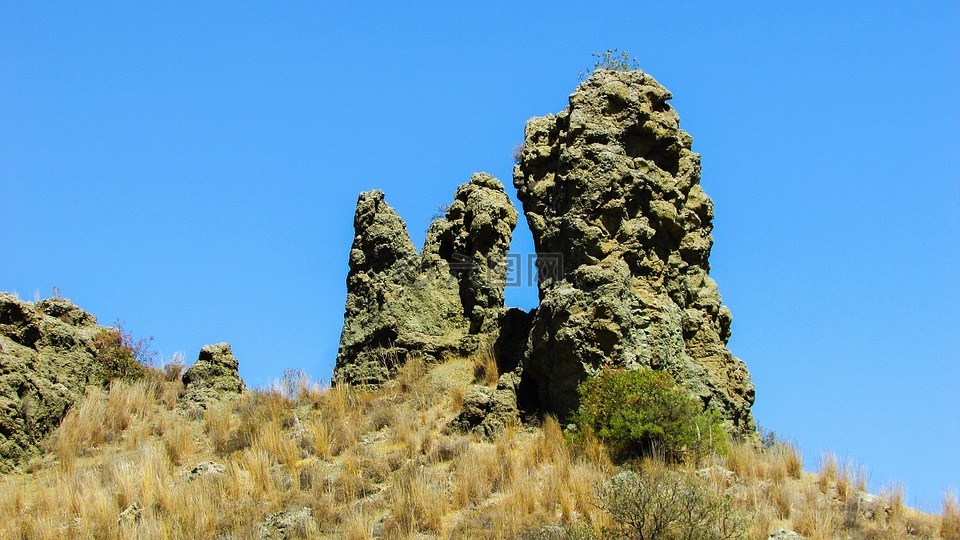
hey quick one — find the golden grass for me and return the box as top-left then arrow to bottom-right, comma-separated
944,491 -> 960,540
384,466 -> 449,536
1,361 -> 952,539
452,443 -> 499,507
472,340 -> 499,386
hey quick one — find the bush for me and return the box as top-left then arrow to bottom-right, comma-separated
599,464 -> 745,540
573,367 -> 726,462
91,321 -> 153,384
579,49 -> 641,80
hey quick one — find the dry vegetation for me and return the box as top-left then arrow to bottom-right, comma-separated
0,357 -> 954,539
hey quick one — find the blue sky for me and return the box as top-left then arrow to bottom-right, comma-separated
2,1 -> 957,509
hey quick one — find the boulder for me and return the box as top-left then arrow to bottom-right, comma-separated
769,529 -> 806,540
513,69 -> 755,433
180,343 -> 245,408
184,460 -> 227,482
853,490 -> 890,521
258,507 -> 316,539
448,372 -> 521,438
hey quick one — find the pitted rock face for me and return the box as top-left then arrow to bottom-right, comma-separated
182,343 -> 245,394
423,173 -> 519,333
348,190 -> 418,277
0,294 -> 126,472
179,343 -> 246,412
513,69 -> 755,433
334,174 -> 517,388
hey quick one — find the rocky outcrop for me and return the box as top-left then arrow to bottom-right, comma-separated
334,173 -> 517,387
0,294 -> 128,472
769,530 -> 806,540
180,343 -> 245,408
513,69 -> 755,432
448,372 -> 521,437
424,173 -> 519,333
334,68 -> 756,437
183,460 -> 227,482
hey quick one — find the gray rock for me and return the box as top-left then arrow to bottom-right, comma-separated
519,525 -> 568,540
180,343 -> 245,408
258,507 -> 315,539
0,293 -> 144,473
423,172 -> 519,333
448,372 -> 521,438
118,502 -> 142,524
769,529 -> 805,540
853,490 -> 890,521
513,69 -> 755,433
695,465 -> 736,482
185,460 -> 227,481
334,174 -> 517,387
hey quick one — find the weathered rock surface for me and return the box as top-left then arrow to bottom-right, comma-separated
183,460 -> 227,482
0,294 -> 119,472
513,69 -> 755,432
448,372 -> 521,438
769,529 -> 806,540
334,69 -> 756,437
853,491 -> 891,521
424,173 -> 519,333
117,502 -> 143,525
334,173 -> 517,387
180,343 -> 245,408
258,506 -> 315,539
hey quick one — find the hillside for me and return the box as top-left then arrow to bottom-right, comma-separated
0,342 -> 955,539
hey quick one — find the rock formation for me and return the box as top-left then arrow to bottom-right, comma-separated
513,69 -> 755,431
334,68 -> 755,436
448,371 -> 522,438
0,293 -> 133,472
0,290 -> 252,471
180,342 -> 245,409
424,173 -> 519,334
334,173 -> 517,387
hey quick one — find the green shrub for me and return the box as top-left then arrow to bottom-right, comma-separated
573,367 -> 726,462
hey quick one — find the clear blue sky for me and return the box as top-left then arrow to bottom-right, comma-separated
2,1 -> 957,510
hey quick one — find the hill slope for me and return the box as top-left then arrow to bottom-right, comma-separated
0,352 -> 953,539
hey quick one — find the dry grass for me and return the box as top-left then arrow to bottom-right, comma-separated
471,341 -> 499,386
0,360 -> 952,539
945,491 -> 960,540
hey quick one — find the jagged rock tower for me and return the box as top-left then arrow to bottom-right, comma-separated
334,173 -> 518,387
514,69 -> 755,431
335,69 -> 755,435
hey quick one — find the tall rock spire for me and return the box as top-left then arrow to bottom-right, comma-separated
513,69 -> 755,432
334,175 -> 518,387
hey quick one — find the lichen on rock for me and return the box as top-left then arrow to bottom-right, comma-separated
334,68 -> 756,438
448,371 -> 522,438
